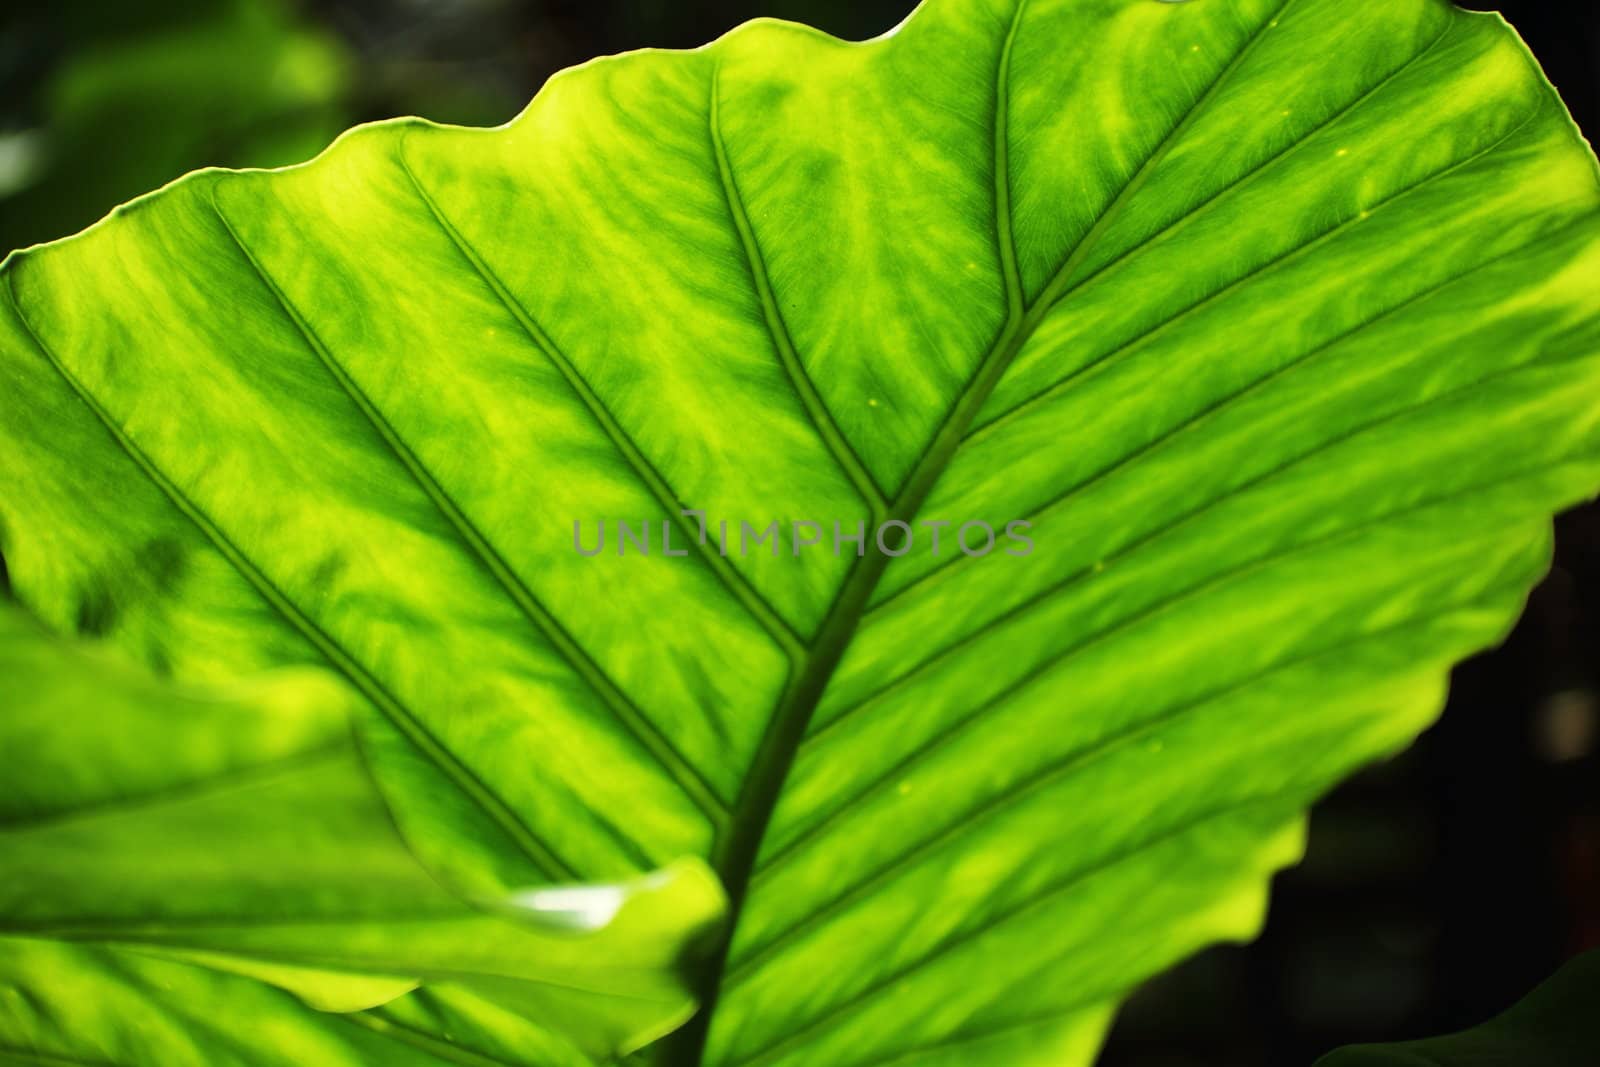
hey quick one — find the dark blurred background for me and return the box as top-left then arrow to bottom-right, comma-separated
2,1 -> 1595,1063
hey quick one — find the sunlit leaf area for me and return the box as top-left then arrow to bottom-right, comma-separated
2,2 -> 1597,1065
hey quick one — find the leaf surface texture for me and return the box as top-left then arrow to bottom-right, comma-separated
3,0 -> 1599,1063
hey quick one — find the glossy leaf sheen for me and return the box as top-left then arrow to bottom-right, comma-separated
0,605 -> 725,1065
2,0 -> 1599,1064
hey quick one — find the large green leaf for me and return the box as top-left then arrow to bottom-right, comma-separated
0,603 -> 725,1064
2,0 -> 1598,1064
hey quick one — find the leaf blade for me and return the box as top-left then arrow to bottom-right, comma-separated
2,1 -> 1598,1065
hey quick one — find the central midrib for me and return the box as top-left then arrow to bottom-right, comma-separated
667,317 -> 1036,1067
671,3 -> 1291,1061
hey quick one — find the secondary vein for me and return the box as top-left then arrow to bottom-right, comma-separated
710,65 -> 890,520
3,272 -> 578,884
677,2 -> 1302,1060
731,462 -> 1563,976
395,137 -> 808,669
209,191 -> 729,839
727,791 -> 1308,1067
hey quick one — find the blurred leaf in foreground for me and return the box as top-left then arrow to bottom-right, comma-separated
0,601 -> 726,1065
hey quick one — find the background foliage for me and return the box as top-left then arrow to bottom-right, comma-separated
1,2 -> 1595,1064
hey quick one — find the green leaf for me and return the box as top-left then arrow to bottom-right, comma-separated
0,937 -> 463,1067
0,603 -> 726,1064
1314,950 -> 1600,1066
2,0 -> 1598,1064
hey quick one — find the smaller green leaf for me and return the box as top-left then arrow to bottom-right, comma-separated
0,937 -> 459,1067
0,0 -> 352,254
1316,950 -> 1600,1066
0,601 -> 726,1064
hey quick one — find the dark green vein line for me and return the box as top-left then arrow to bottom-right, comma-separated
0,744 -> 350,835
965,98 -> 1542,440
74,937 -> 698,1002
0,1046 -> 115,1067
209,193 -> 728,837
993,0 -> 1028,323
821,228 -> 1562,730
866,1001 -> 1114,1067
861,103 -> 1546,629
3,273 -> 578,885
710,66 -> 889,519
1008,0 -> 1298,322
727,790 -> 1310,1067
339,1012 -> 520,1067
944,9 -> 1458,427
395,135 -> 806,668
727,472 -> 1555,980
671,6 -> 1299,1061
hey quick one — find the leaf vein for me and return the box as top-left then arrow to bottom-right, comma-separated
838,228 -> 1563,713
733,460 -> 1567,977
682,4 -> 1313,1057
394,134 -> 806,667
3,274 -> 580,884
967,98 -> 1543,440
709,66 -> 890,519
728,791 -> 1308,1067
209,190 -> 728,838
